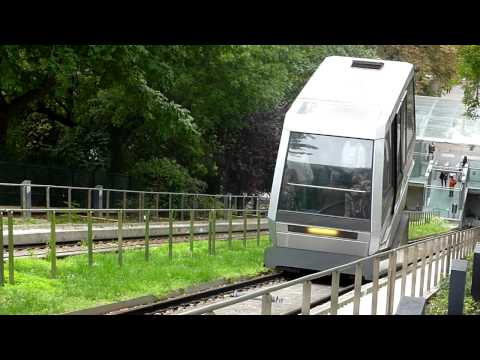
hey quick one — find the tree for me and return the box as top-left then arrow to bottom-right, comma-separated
377,45 -> 458,96
458,45 -> 480,118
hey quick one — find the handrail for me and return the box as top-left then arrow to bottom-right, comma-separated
180,225 -> 479,315
0,181 -> 260,199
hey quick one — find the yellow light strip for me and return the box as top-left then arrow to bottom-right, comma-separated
306,227 -> 339,237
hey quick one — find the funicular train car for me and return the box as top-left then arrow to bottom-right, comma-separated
264,56 -> 416,279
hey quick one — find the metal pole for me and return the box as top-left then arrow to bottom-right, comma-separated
87,189 -> 92,209
123,191 -> 127,210
446,234 -> 452,275
208,210 -> 212,255
168,210 -> 173,260
212,209 -> 216,255
371,257 -> 379,315
386,253 -> 396,315
68,188 -> 72,223
411,244 -> 418,297
301,281 -> 312,315
8,211 -> 14,285
353,263 -> 363,315
330,271 -> 340,315
261,293 -> 272,315
189,209 -> 194,255
118,210 -> 123,266
87,210 -> 93,267
46,186 -> 50,209
145,210 -> 150,261
155,193 -> 160,219
400,247 -> 408,297
0,212 -> 4,286
256,209 -> 260,246
228,209 -> 232,249
50,210 -> 57,278
181,194 -> 184,221
105,190 -> 110,219
243,209 -> 247,248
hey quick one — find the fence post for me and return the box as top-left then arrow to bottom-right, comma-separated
95,185 -> 103,218
261,293 -> 272,315
87,210 -> 93,267
472,244 -> 480,302
448,259 -> 468,315
87,189 -> 92,209
8,211 -> 14,285
46,186 -> 50,209
168,209 -> 173,260
20,180 -> 32,219
386,252 -> 397,315
208,210 -> 212,255
228,209 -> 233,249
180,194 -> 185,221
302,281 -> 312,315
212,209 -> 216,255
138,193 -> 143,223
145,210 -> 150,261
118,210 -> 123,267
243,209 -> 247,248
105,190 -> 110,218
68,188 -> 72,223
256,209 -> 261,246
189,209 -> 194,255
123,192 -> 127,210
155,193 -> 159,219
49,210 -> 57,278
0,212 -> 4,286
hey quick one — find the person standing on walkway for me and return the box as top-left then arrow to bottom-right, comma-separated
462,155 -> 468,168
439,171 -> 446,187
448,175 -> 457,197
428,142 -> 436,160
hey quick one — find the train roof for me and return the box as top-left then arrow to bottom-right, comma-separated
285,56 -> 414,140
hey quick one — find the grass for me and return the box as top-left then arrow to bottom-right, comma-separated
0,236 -> 271,315
425,253 -> 480,315
408,217 -> 452,240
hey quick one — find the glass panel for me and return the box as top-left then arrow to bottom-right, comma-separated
278,132 -> 373,219
406,81 -> 415,150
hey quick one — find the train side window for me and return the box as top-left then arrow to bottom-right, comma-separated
396,113 -> 403,186
406,79 -> 415,151
382,130 -> 394,225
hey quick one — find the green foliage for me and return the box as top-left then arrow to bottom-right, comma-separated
131,157 -> 206,193
377,45 -> 459,96
0,236 -> 270,314
408,217 -> 451,240
458,45 -> 480,118
426,253 -> 480,315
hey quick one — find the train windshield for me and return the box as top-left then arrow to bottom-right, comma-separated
278,132 -> 373,219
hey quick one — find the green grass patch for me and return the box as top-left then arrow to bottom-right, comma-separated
425,253 -> 480,315
0,236 -> 271,315
408,217 -> 452,240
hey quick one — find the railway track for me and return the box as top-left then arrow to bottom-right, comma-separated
7,229 -> 270,259
69,271 -> 356,315
68,272 -> 287,315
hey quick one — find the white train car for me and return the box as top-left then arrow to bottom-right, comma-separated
265,56 -> 416,278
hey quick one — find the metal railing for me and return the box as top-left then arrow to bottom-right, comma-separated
0,181 -> 268,218
179,226 -> 479,315
0,207 -> 270,285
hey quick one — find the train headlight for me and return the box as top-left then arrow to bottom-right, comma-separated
288,225 -> 358,240
306,227 -> 339,237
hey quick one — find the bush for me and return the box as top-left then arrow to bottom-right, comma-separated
131,157 -> 206,194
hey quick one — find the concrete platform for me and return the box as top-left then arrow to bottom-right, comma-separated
2,219 -> 268,246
